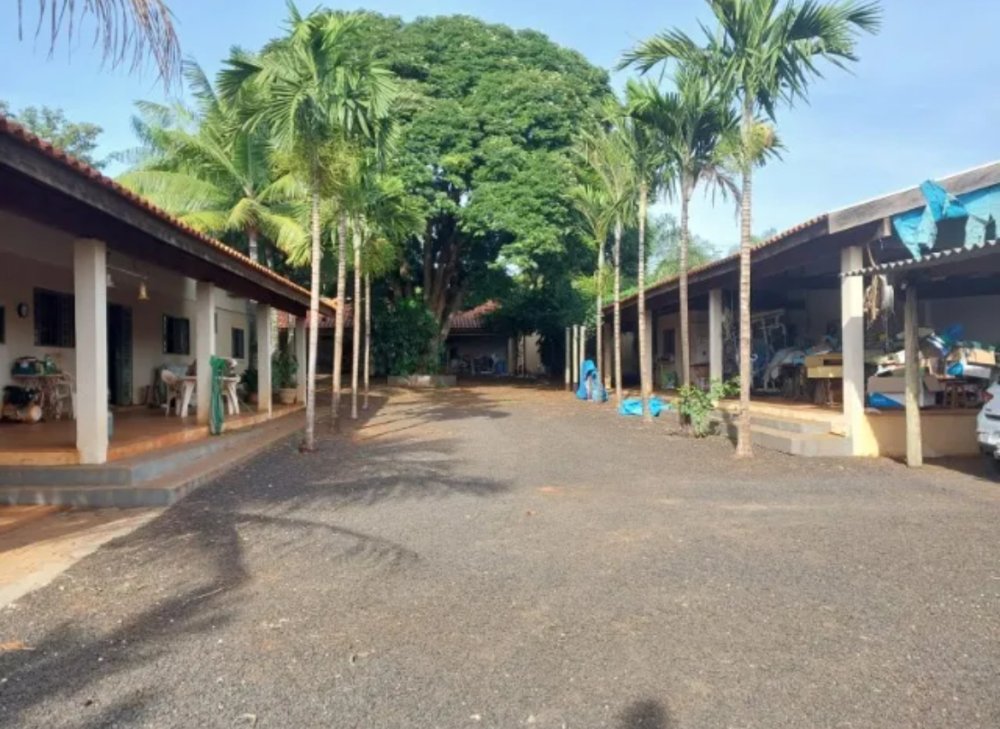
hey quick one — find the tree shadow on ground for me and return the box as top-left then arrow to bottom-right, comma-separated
0,391 -> 510,727
618,699 -> 676,729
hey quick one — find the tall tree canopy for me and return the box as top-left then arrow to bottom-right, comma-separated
1,100 -> 105,168
362,14 -> 611,341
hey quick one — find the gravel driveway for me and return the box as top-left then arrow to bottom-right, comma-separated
1,384 -> 998,728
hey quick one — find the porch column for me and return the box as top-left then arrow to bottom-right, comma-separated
507,336 -> 516,376
579,324 -> 587,368
195,281 -> 216,425
643,308 -> 654,395
74,238 -> 108,464
257,303 -> 273,416
709,288 -> 724,382
564,327 -> 571,390
904,282 -> 923,467
571,325 -> 579,386
840,245 -> 865,454
295,315 -> 307,405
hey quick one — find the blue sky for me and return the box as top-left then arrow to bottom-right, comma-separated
3,0 -> 998,251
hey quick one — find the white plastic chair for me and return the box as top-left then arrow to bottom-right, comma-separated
51,373 -> 76,420
161,369 -> 184,416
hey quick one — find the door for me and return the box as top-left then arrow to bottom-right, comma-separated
107,304 -> 133,406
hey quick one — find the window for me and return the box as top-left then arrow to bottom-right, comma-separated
34,289 -> 75,348
231,327 -> 246,359
162,314 -> 191,355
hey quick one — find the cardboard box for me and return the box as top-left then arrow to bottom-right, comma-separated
867,373 -> 940,407
949,347 -> 997,367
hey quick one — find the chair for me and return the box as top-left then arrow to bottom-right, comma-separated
160,369 -> 184,416
51,373 -> 76,421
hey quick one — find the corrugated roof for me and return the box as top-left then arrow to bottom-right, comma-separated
614,213 -> 829,310
0,115 -> 334,315
841,239 -> 1000,277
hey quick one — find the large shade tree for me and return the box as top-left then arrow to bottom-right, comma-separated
624,0 -> 881,455
362,15 -> 609,358
220,6 -> 397,450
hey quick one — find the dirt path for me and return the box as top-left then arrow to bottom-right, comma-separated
0,383 -> 998,728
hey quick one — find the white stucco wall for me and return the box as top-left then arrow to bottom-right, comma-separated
0,211 -> 252,404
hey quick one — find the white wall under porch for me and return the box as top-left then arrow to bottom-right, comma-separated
0,210 -> 296,464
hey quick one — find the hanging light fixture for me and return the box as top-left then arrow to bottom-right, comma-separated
138,281 -> 150,301
106,272 -> 116,288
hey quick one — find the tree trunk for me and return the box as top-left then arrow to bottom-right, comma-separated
363,273 -> 371,411
613,218 -> 623,409
596,232 -> 604,388
736,101 -> 754,458
331,212 -> 348,431
302,191 -> 321,451
637,183 -> 651,422
351,228 -> 362,420
679,178 -> 692,389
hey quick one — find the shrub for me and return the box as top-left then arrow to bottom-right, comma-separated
677,378 -> 739,437
372,297 -> 441,376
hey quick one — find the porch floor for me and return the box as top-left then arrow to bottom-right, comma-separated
0,404 -> 303,466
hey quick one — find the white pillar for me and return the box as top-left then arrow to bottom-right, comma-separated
295,315 -> 307,405
195,281 -> 216,425
571,326 -> 579,386
841,246 -> 865,454
904,283 -> 923,467
74,238 -> 108,464
507,336 -> 516,376
709,289 -> 724,383
257,303 -> 273,416
579,324 -> 587,369
564,327 -> 571,390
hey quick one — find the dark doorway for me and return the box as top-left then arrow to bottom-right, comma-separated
107,303 -> 133,406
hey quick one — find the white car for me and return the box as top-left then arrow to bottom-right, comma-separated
976,381 -> 1000,472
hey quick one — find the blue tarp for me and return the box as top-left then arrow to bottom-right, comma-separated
575,359 -> 608,402
618,396 -> 668,417
893,181 -> 1000,259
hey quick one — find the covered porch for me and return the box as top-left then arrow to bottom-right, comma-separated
0,117 -> 324,470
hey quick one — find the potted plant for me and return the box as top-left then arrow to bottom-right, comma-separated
240,367 -> 259,405
272,350 -> 298,405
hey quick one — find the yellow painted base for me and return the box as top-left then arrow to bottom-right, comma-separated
856,409 -> 980,459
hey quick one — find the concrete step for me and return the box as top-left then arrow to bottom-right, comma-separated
0,413 -> 304,507
749,424 -> 851,457
716,411 -> 833,435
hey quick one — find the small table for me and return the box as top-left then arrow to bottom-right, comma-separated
179,376 -> 241,417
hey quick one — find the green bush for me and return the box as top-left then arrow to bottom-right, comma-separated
372,297 -> 441,376
271,350 -> 298,389
677,378 -> 739,437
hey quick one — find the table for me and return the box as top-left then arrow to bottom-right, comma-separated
11,373 -> 70,419
178,376 -> 241,417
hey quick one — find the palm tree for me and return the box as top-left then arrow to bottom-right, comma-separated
220,6 -> 397,451
18,0 -> 180,85
569,184 -> 612,386
624,81 -> 671,422
120,62 -> 305,265
648,65 -> 738,390
576,117 -> 635,410
623,0 -> 881,455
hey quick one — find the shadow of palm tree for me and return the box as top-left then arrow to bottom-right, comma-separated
0,399 -> 510,726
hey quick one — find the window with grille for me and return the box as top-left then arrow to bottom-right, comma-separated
34,289 -> 75,348
162,314 -> 191,355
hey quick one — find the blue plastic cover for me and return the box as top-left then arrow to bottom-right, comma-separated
893,182 -> 1000,259
575,359 -> 608,401
618,395 -> 667,417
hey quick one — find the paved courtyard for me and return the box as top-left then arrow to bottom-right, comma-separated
1,384 -> 998,728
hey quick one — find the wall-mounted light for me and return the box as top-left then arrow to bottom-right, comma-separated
106,273 -> 116,289
138,281 -> 150,301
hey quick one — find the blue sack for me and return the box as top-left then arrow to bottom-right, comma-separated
576,359 -> 608,402
618,396 -> 667,417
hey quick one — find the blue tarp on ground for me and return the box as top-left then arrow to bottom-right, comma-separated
618,396 -> 667,417
576,359 -> 608,402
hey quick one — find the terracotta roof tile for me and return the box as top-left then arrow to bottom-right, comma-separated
0,115 -> 333,315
